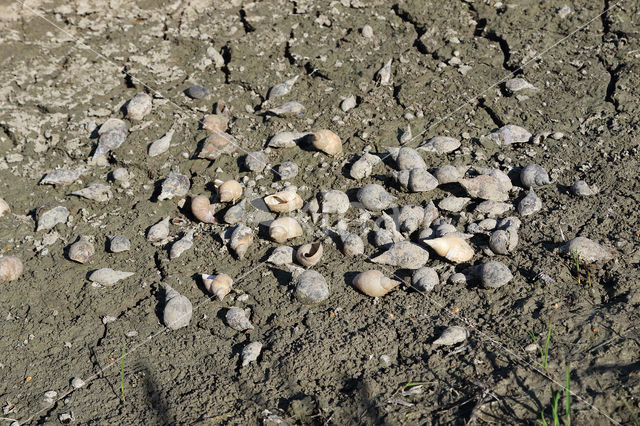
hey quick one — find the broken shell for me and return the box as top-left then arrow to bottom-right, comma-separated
224,199 -> 246,224
229,225 -> 253,259
158,171 -> 190,201
0,198 -> 9,217
518,189 -> 542,216
477,261 -> 513,289
148,130 -> 174,157
340,95 -> 356,112
94,119 -> 128,158
242,341 -> 263,366
418,136 -> 461,154
375,59 -> 392,85
0,256 -> 23,282
191,195 -> 217,224
198,132 -> 238,160
320,190 -> 349,214
40,169 -> 83,186
88,268 -> 134,286
338,230 -> 364,257
217,179 -> 243,203
485,125 -> 532,146
422,201 -> 439,229
295,242 -> 323,267
489,227 -> 518,255
37,205 -> 69,231
357,184 -> 396,211
352,270 -> 400,297
561,237 -> 615,263
477,168 -> 513,192
398,205 -> 424,236
147,217 -> 170,241
505,78 -> 537,94
268,75 -> 299,99
295,270 -> 329,304
572,180 -> 598,196
433,165 -> 468,185
278,161 -> 299,179
424,234 -> 474,263
475,200 -> 513,217
371,241 -> 430,269
202,114 -> 228,133
71,184 -> 113,203
264,189 -> 303,212
126,93 -> 152,121
311,129 -> 342,157
433,326 -> 469,346
373,229 -> 396,249
268,131 -> 308,148
412,267 -> 439,292
393,168 -> 439,192
226,307 -> 254,331
68,236 -> 95,264
350,152 -> 381,180
438,196 -> 470,212
184,84 -> 210,99
267,245 -> 294,265
520,164 -> 550,188
459,175 -> 509,201
269,217 -> 303,243
202,273 -> 233,301
170,230 -> 194,259
268,101 -> 306,117
109,236 -> 130,253
163,284 -> 192,330
385,146 -> 426,170
435,224 -> 457,237
399,124 -> 412,144
245,151 -> 268,172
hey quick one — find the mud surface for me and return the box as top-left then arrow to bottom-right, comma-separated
1,0 -> 639,424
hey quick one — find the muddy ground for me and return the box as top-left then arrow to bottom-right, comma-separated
1,0 -> 639,424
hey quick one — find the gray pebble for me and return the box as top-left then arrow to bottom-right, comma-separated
245,151 -> 268,172
278,161 -> 299,180
478,261 -> 513,289
340,95 -> 357,112
412,267 -> 439,292
361,24 -> 373,38
518,189 -> 542,216
109,235 -> 131,253
295,270 -> 329,304
184,84 -> 211,99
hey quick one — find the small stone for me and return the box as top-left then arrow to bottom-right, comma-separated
109,235 -> 131,253
71,377 -> 85,389
518,189 -> 542,216
184,84 -> 211,99
361,25 -> 373,38
433,326 -> 469,346
111,168 -> 130,182
295,270 -> 329,304
478,261 -> 513,289
59,412 -> 75,423
241,341 -> 263,366
557,5 -> 571,18
340,95 -> 357,112
278,161 -> 299,180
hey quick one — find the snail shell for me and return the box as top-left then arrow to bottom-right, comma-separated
476,261 -> 513,289
485,124 -> 532,146
148,130 -> 174,157
433,165 -> 468,185
147,217 -> 170,241
71,183 -> 113,203
88,268 -> 134,286
517,189 -> 542,216
268,131 -> 308,148
184,84 -> 210,99
357,184 -> 396,211
412,267 -> 439,292
295,242 -> 323,267
268,101 -> 306,116
170,230 -> 194,259
94,118 -> 128,158
385,146 -> 426,170
40,168 -> 84,186
489,227 -> 519,255
398,205 -> 424,236
269,217 -> 303,243
268,75 -> 299,99
311,129 -> 342,157
241,341 -> 263,367
68,236 -> 95,264
423,234 -> 474,263
229,225 -> 253,259
338,230 -> 364,257
191,195 -> 217,224
217,179 -> 243,203
158,171 -> 190,201
163,284 -> 192,330
520,164 -> 550,188
350,152 -> 380,180
352,270 -> 400,297
198,132 -> 238,160
572,180 -> 598,196
295,270 -> 329,304
223,199 -> 246,225
393,168 -> 439,192
371,241 -> 430,269
226,307 -> 254,331
418,136 -> 461,154
244,151 -> 268,172
422,201 -> 439,229
0,198 -> 10,217
202,113 -> 228,132
126,93 -> 152,121
433,326 -> 469,346
438,196 -> 470,213
475,200 -> 513,217
109,235 -> 131,253
561,237 -> 615,264
202,273 -> 233,301
36,205 -> 69,232
320,190 -> 349,214
0,256 -> 23,282
459,175 -> 509,201
264,189 -> 303,212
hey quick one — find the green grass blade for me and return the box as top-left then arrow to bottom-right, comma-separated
565,365 -> 571,426
552,389 -> 561,426
543,326 -> 552,373
624,400 -> 640,426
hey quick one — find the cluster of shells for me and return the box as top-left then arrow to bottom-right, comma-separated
0,72 -> 615,358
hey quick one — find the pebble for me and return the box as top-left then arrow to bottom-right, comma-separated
71,377 -> 85,389
147,217 -> 170,241
350,152 -> 380,180
371,241 -> 430,269
477,261 -> 513,289
245,151 -> 268,172
268,75 -> 299,99
485,125 -> 532,145
449,272 -> 467,285
111,168 -> 130,182
433,165 -> 467,185
518,189 -> 542,216
376,59 -> 392,85
386,146 -> 427,170
268,131 -> 307,148
505,78 -> 537,94
94,118 -> 128,158
393,168 -> 439,192
268,101 -> 305,117
557,5 -> 571,18
475,200 -> 513,217
59,412 -> 75,423
0,198 -> 9,217
361,24 -> 373,38
433,326 -> 469,346
109,235 -> 131,253
320,190 -> 349,214
241,341 -> 263,366
278,161 -> 299,179
184,84 -> 211,99
572,180 -> 598,196
295,270 -> 329,304
340,95 -> 357,112
36,206 -> 69,231
460,175 -> 509,201
43,390 -> 57,403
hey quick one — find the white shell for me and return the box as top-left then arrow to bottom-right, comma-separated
350,152 -> 380,180
423,234 -> 474,263
170,230 -> 194,259
352,270 -> 400,297
229,225 -> 253,259
418,136 -> 461,154
320,190 -> 349,214
385,146 -> 426,170
338,230 -> 364,257
0,256 -> 23,282
264,189 -> 303,212
68,236 -> 95,264
489,227 -> 519,255
459,175 -> 509,201
268,75 -> 299,99
295,242 -> 323,267
217,179 -> 243,203
94,119 -> 128,158
241,341 -> 263,366
226,307 -> 254,331
191,195 -> 217,224
371,241 -> 430,269
163,284 -> 192,330
198,132 -> 237,159
148,130 -> 174,157
433,326 -> 469,346
312,130 -> 342,157
485,125 -> 532,146
412,267 -> 439,292
88,268 -> 134,286
397,205 -> 424,236
520,164 -> 550,188
269,217 -> 303,243
71,184 -> 113,203
147,217 -> 170,241
561,237 -> 615,264
393,168 -> 439,192
202,273 -> 233,301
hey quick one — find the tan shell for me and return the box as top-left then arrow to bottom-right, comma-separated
424,234 -> 474,263
198,132 -> 237,160
217,179 -> 243,203
202,273 -> 233,301
352,270 -> 400,297
68,236 -> 95,264
264,189 -> 303,212
295,242 -> 323,267
0,256 -> 23,282
191,195 -> 217,223
230,225 -> 253,259
0,198 -> 10,217
311,129 -> 342,157
269,217 -> 303,243
202,114 -> 228,133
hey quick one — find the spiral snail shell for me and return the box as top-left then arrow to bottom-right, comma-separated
352,270 -> 400,297
269,217 -> 303,243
